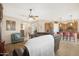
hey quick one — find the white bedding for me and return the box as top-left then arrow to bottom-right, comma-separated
25,35 -> 54,56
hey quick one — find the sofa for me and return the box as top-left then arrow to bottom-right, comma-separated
11,33 -> 24,43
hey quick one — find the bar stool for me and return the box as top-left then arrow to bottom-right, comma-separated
63,32 -> 69,40
74,32 -> 77,43
69,32 -> 75,42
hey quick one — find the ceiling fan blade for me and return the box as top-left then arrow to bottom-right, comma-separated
20,15 -> 27,17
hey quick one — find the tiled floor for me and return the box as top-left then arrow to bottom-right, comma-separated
57,40 -> 79,56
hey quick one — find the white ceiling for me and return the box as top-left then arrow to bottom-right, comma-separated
3,3 -> 79,21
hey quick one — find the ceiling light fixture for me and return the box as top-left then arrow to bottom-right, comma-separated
28,9 -> 39,22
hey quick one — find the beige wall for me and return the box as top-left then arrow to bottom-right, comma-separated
1,15 -> 47,44
37,20 -> 54,32
1,16 -> 27,44
37,20 -> 46,32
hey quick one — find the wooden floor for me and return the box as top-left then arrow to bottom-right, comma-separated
5,40 -> 79,56
5,41 -> 25,55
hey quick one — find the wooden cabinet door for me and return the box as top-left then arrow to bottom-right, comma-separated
45,22 -> 53,32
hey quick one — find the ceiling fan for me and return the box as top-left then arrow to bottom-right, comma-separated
20,9 -> 39,22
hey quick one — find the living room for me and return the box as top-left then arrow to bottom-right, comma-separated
0,3 -> 79,56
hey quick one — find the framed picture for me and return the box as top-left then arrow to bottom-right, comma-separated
6,20 -> 11,30
11,21 -> 16,30
6,20 -> 16,31
21,24 -> 23,30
